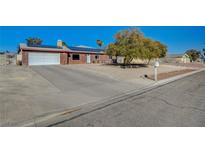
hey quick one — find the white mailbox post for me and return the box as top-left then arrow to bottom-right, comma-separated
154,61 -> 159,81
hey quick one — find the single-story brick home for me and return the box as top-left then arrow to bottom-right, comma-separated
18,40 -> 110,66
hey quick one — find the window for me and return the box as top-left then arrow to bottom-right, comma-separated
95,55 -> 99,59
72,54 -> 80,60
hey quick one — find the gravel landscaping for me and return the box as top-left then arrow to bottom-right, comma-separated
147,69 -> 195,80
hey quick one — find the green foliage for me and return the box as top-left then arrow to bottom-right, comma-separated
203,48 -> 205,56
185,49 -> 201,62
26,37 -> 43,46
106,28 -> 167,64
96,40 -> 104,47
62,41 -> 68,47
143,40 -> 167,63
106,43 -> 121,57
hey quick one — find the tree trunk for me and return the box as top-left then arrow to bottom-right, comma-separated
147,58 -> 151,65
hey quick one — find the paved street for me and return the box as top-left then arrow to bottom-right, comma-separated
54,70 -> 205,127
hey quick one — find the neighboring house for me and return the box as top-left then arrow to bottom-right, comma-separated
0,52 -> 16,65
18,40 -> 110,66
0,52 -> 6,65
202,54 -> 205,63
162,53 -> 191,63
116,56 -> 152,64
197,53 -> 205,63
181,54 -> 191,63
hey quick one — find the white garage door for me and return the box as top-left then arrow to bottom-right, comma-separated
29,52 -> 60,65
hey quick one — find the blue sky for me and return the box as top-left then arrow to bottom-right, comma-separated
0,26 -> 205,54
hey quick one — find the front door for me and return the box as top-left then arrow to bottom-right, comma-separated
86,54 -> 91,64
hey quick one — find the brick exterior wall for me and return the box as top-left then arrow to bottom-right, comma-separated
68,53 -> 109,64
22,51 -> 28,65
60,53 -> 68,65
21,50 -> 110,65
68,53 -> 87,64
98,54 -> 110,63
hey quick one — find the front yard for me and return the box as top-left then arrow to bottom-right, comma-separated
0,63 -> 203,126
65,63 -> 196,83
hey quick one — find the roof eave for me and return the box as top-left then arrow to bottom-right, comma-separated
21,47 -> 70,52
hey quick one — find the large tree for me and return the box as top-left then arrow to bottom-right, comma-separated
106,43 -> 121,57
107,28 -> 144,64
26,37 -> 43,46
185,49 -> 201,62
106,28 -> 167,64
203,48 -> 205,57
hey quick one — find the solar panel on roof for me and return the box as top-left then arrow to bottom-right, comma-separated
68,46 -> 104,52
28,44 -> 63,49
27,44 -> 104,52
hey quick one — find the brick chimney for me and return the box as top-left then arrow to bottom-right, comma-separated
57,40 -> 63,48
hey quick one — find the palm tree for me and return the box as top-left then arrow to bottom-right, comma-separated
96,40 -> 104,48
26,37 -> 43,46
62,41 -> 68,47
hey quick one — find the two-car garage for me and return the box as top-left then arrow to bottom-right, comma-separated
28,52 -> 60,65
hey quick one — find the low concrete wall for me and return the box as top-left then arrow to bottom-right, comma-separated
0,54 -> 16,65
0,54 -> 6,65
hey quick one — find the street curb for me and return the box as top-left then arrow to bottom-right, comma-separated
20,68 -> 205,127
154,68 -> 205,86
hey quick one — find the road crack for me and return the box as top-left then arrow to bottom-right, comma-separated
150,96 -> 205,113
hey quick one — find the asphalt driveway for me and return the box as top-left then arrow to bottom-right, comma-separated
0,65 -> 150,126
